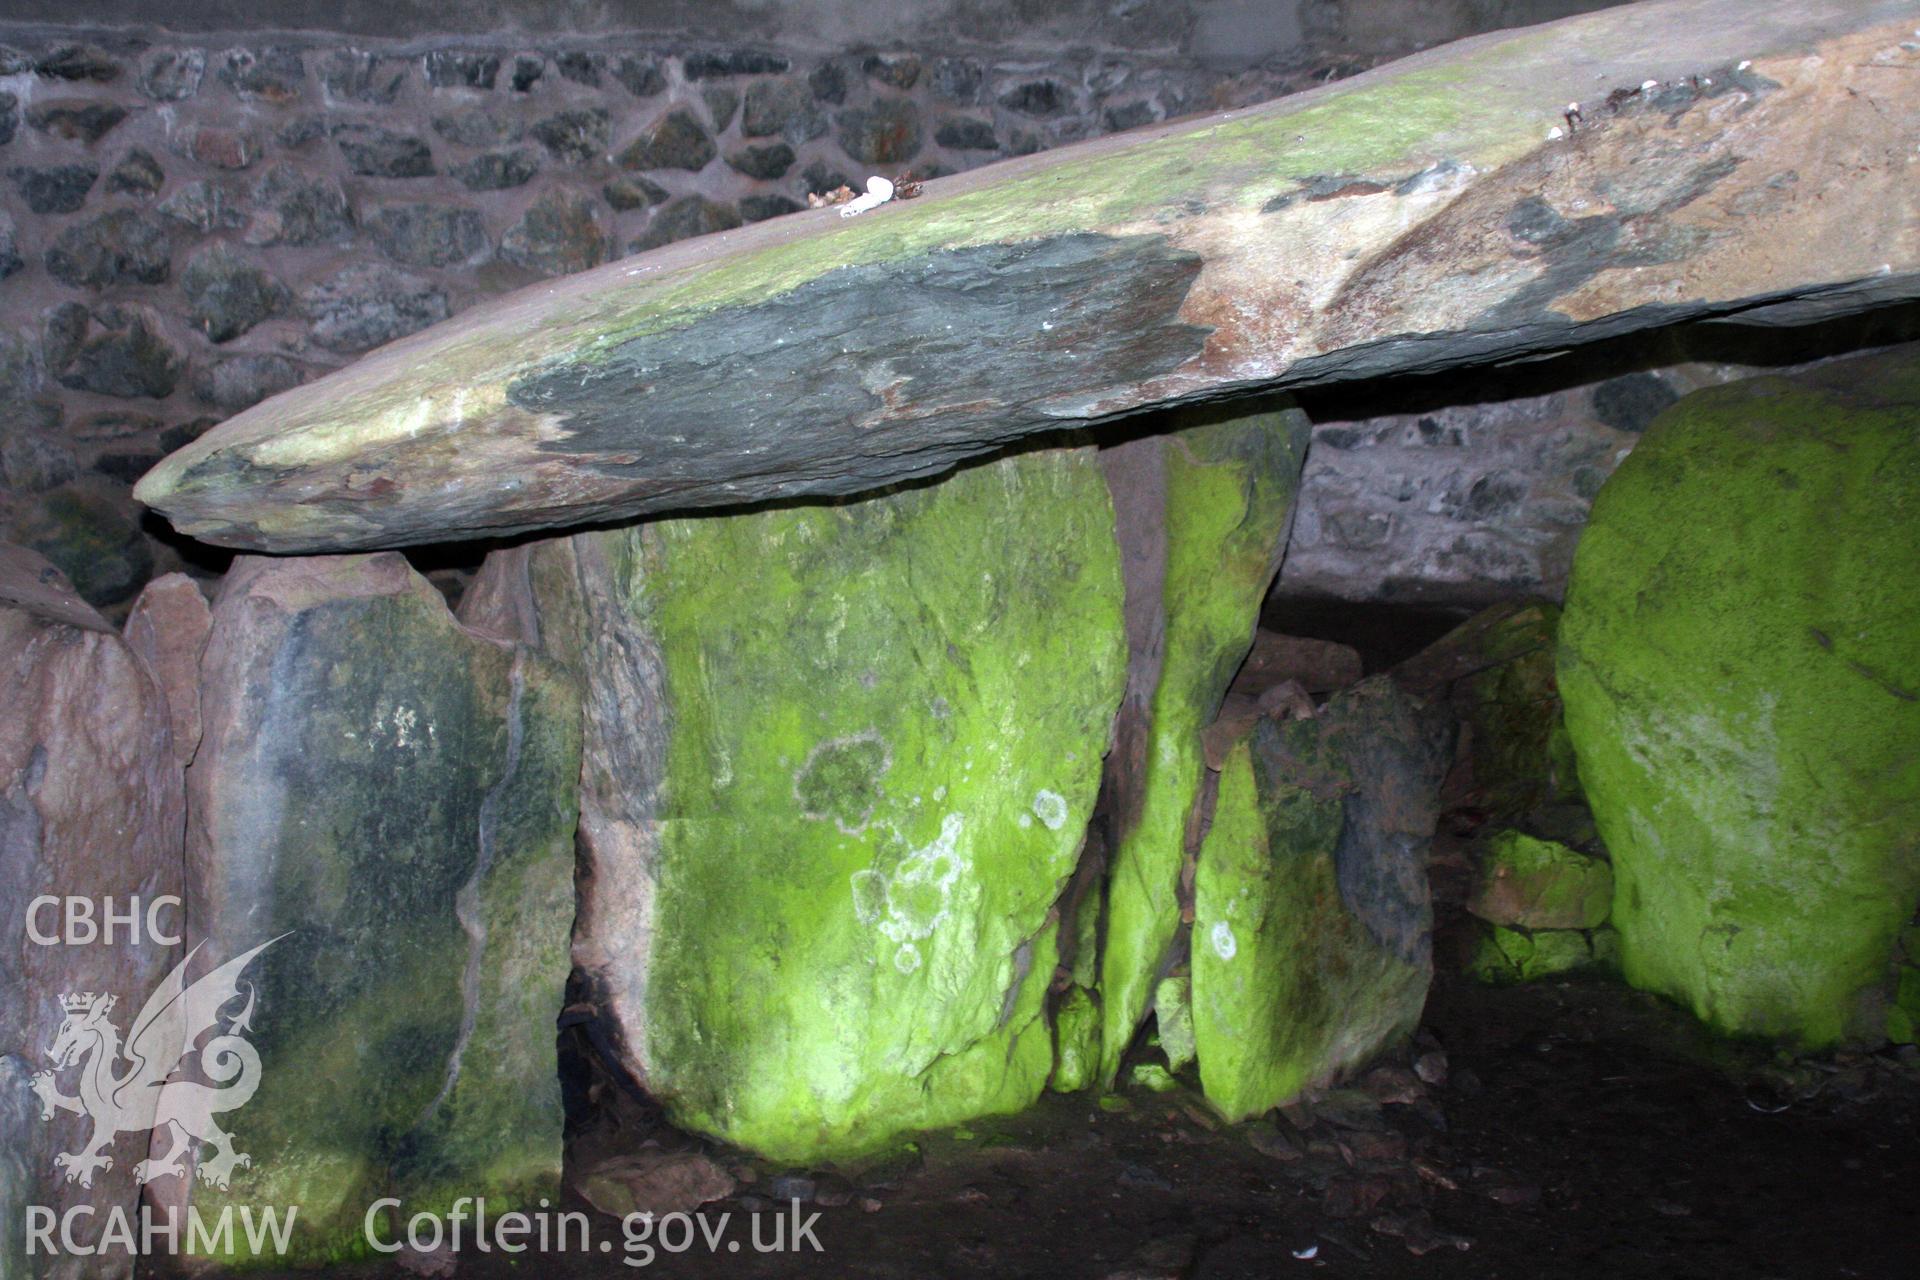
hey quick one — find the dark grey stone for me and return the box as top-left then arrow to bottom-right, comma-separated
433,109 -> 524,148
139,48 -> 206,100
682,50 -> 789,80
182,245 -> 290,343
554,53 -> 601,86
424,50 -> 500,89
741,79 -> 826,144
615,56 -> 666,97
703,86 -> 739,130
1103,100 -> 1158,132
106,148 -> 165,197
0,92 -> 15,146
862,54 -> 920,90
159,179 -> 242,233
836,99 -> 923,165
332,123 -> 435,177
531,109 -> 610,163
25,100 -> 128,145
934,116 -> 996,151
301,263 -> 450,354
275,114 -> 327,148
738,193 -> 802,223
726,142 -> 794,180
367,203 -> 491,268
999,79 -> 1073,117
321,49 -> 407,103
0,211 -> 20,280
8,164 -> 98,215
33,45 -> 120,82
510,55 -> 543,91
191,352 -> 306,413
250,165 -> 353,245
602,176 -> 667,211
800,160 -> 853,197
217,47 -> 305,101
1452,469 -> 1528,522
452,149 -> 539,191
1591,372 -> 1679,433
807,61 -> 848,104
930,58 -> 984,104
500,190 -> 607,278
618,109 -> 715,172
630,196 -> 740,252
45,209 -> 171,288
45,304 -> 183,399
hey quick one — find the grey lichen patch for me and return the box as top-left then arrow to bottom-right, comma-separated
794,731 -> 891,834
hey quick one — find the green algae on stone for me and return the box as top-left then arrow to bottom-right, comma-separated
1558,352 -> 1920,1048
1467,830 -> 1612,931
1154,976 -> 1196,1073
605,446 -> 1125,1161
1191,678 -> 1448,1123
181,555 -> 578,1263
1097,408 -> 1311,1087
1051,986 -> 1101,1094
1467,924 -> 1608,985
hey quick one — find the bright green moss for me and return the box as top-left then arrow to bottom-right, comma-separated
1467,924 -> 1603,985
1559,353 -> 1920,1047
1467,830 -> 1612,931
632,447 -> 1126,1161
1097,409 -> 1310,1086
1050,986 -> 1102,1094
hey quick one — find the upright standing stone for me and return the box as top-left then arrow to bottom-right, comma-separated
503,446 -> 1126,1162
173,554 -> 578,1262
1,547 -> 183,1280
1192,678 -> 1449,1122
1096,409 -> 1311,1086
1559,352 -> 1920,1046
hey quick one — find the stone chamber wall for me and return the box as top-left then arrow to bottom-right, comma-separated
0,0 -> 1634,615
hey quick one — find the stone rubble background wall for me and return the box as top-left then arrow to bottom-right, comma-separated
0,0 -> 1632,613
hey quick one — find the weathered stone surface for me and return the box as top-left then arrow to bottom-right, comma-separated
434,108 -> 524,148
367,203 -> 491,268
137,0 -> 1920,552
1193,677 -> 1450,1121
617,108 -> 716,172
497,443 -> 1125,1162
630,195 -> 740,251
452,148 -> 539,191
217,47 -> 305,102
171,124 -> 260,170
159,179 -> 242,234
45,303 -> 182,399
300,263 -> 449,354
318,49 -> 407,103
935,115 -> 997,151
614,56 -> 666,97
191,352 -> 306,414
1559,350 -> 1920,1047
1096,409 -> 1312,1086
530,108 -> 608,163
10,486 -> 156,607
603,175 -> 668,211
0,91 -> 14,147
172,553 -> 578,1262
45,209 -> 170,289
331,123 -> 434,177
182,245 -> 290,343
682,50 -> 788,79
836,98 -> 923,165
726,142 -> 794,180
0,212 -> 18,280
500,189 -> 607,277
423,50 -> 499,90
24,100 -> 128,145
247,165 -> 353,246
741,78 -> 827,144
999,79 -> 1073,117
139,48 -> 206,100
105,148 -> 165,197
738,194 -> 802,223
121,572 -> 212,770
1467,923 -> 1614,984
702,86 -> 739,130
0,547 -> 183,1280
8,165 -> 98,215
1467,830 -> 1611,930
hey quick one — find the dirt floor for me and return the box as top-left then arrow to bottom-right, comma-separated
208,968 -> 1920,1280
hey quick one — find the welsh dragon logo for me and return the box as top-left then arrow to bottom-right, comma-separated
30,937 -> 281,1191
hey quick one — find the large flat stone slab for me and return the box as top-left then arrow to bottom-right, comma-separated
135,0 -> 1920,551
